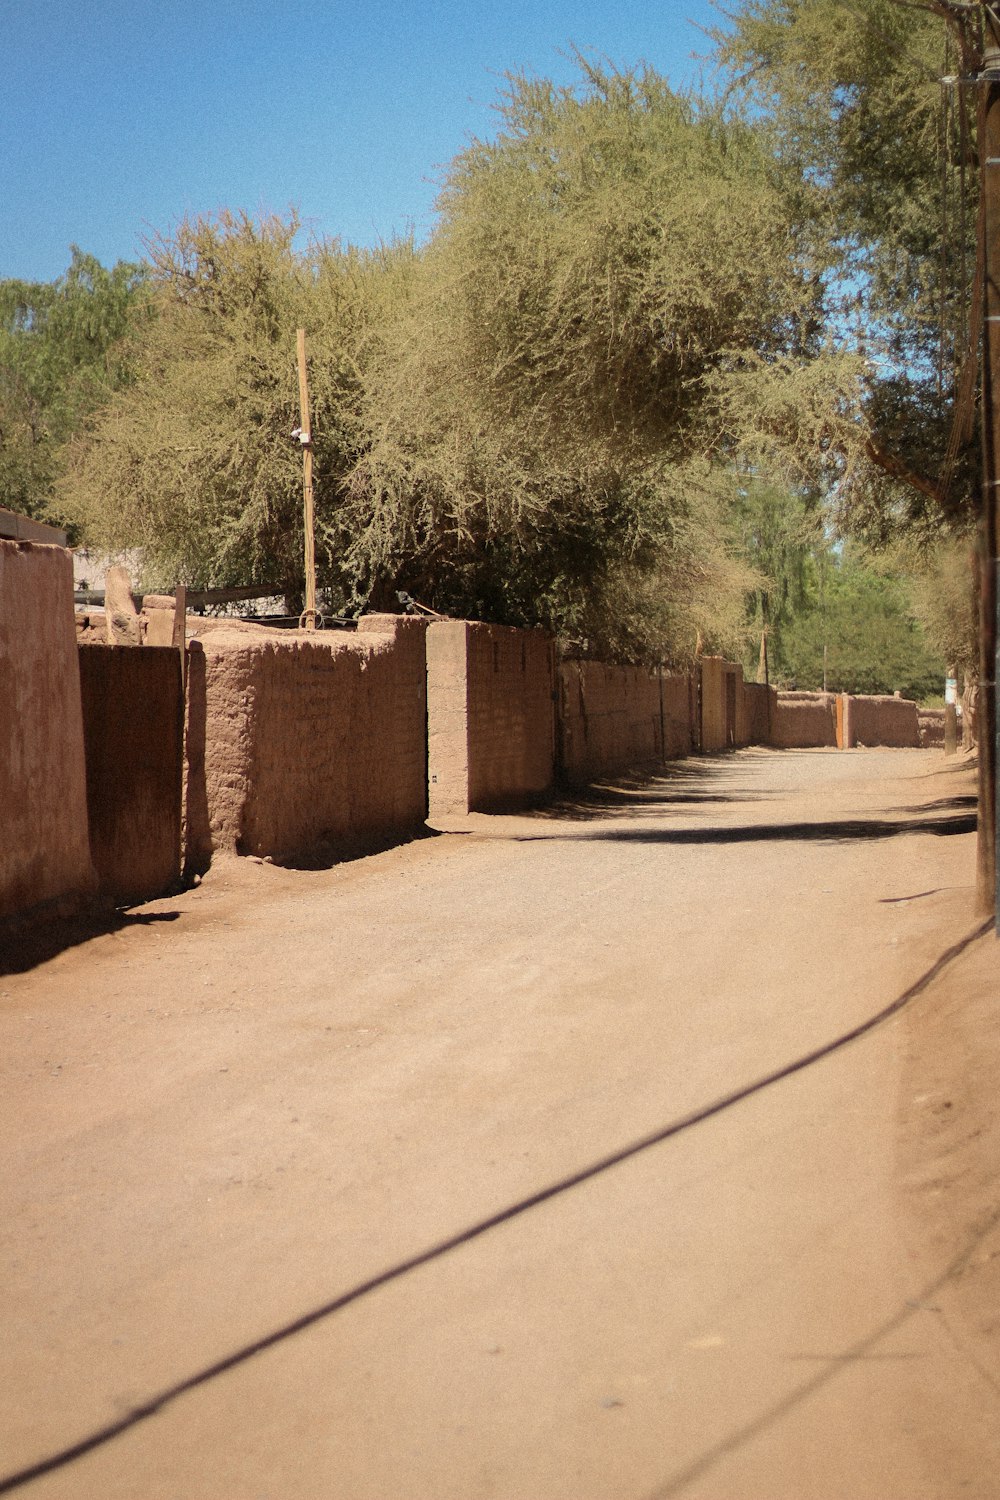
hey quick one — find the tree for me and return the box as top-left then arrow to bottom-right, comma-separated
727,479 -> 824,678
714,0 -> 979,525
62,212 -> 414,602
779,549 -> 945,698
63,65 -> 815,661
344,61 -> 817,658
715,0 -> 993,896
0,249 -> 146,518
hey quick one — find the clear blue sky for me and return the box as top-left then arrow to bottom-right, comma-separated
2,0 -> 726,284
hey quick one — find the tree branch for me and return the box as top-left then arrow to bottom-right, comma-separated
864,436 -> 947,505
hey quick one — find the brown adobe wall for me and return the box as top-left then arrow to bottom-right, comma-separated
770,691 -> 838,748
78,646 -> 184,904
743,683 -> 774,746
185,614 -> 428,868
845,694 -> 920,748
918,707 -> 946,748
730,663 -> 749,747
557,661 -> 662,785
700,657 -> 748,751
699,657 -> 728,752
427,621 -> 555,815
662,672 -> 694,759
1,541 -> 96,922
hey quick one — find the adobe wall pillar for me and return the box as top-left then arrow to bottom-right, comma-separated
1,540 -> 96,922
426,621 -> 473,816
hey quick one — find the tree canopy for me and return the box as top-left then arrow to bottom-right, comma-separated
714,0 -> 980,539
0,248 -> 146,518
16,40 -> 968,697
59,63 -> 821,662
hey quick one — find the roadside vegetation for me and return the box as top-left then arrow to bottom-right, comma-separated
1,8 -> 976,696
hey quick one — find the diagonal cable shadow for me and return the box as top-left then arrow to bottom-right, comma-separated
642,1195 -> 1000,1500
0,918 -> 991,1496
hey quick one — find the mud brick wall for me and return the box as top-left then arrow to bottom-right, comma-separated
78,645 -> 184,904
770,691 -> 838,748
185,615 -> 428,867
699,657 -> 727,753
556,662 -> 694,781
843,694 -> 920,749
743,683 -> 774,746
557,661 -> 664,785
700,657 -> 748,751
918,708 -> 945,748
1,540 -> 96,922
427,622 -> 554,815
731,664 -> 750,748
662,672 -> 694,759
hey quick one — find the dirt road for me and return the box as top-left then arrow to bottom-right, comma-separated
2,748 -> 998,1498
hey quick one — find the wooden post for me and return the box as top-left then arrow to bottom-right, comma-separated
978,41 -> 1000,919
297,328 -> 317,632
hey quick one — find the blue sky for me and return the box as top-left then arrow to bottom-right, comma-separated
2,1 -> 726,284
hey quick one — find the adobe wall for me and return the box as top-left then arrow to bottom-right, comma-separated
844,694 -> 920,749
918,707 -> 945,748
0,540 -> 96,922
770,691 -> 838,749
557,661 -> 663,785
662,671 -> 694,759
78,646 -> 185,904
427,621 -> 554,815
186,614 -> 428,867
743,683 -> 774,746
699,656 -> 728,753
730,663 -> 750,748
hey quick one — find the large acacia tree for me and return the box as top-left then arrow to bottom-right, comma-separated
62,62 -> 823,661
334,61 -> 825,657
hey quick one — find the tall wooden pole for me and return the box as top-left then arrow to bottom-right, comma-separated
977,22 -> 1000,922
296,328 -> 317,632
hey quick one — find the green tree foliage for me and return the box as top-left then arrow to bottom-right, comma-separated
63,212 -> 414,599
892,532 -> 979,680
344,62 -> 816,657
727,479 -> 823,676
62,64 -> 816,660
714,0 -> 979,540
0,248 -> 146,517
779,550 -> 945,699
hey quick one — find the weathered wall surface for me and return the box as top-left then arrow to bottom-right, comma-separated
743,683 -> 774,746
663,672 -> 694,759
1,540 -> 96,921
78,646 -> 184,904
770,691 -> 838,749
845,694 -> 920,749
427,622 -> 554,815
699,657 -> 728,753
730,664 -> 750,748
187,615 -> 428,867
557,661 -> 661,785
918,707 -> 946,748
426,622 -> 472,818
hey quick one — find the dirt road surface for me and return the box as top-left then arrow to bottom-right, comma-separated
2,747 -> 999,1499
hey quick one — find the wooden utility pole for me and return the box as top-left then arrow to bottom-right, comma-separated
977,14 -> 1000,922
296,328 -> 317,632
